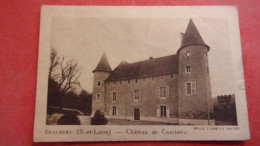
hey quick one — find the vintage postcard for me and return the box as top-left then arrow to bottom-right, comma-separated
34,6 -> 250,142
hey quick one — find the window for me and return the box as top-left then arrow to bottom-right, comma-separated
156,86 -> 169,98
205,52 -> 207,57
135,78 -> 138,83
186,66 -> 191,73
97,81 -> 101,87
134,90 -> 140,101
128,79 -> 130,84
160,86 -> 166,98
96,93 -> 101,101
160,105 -> 167,117
113,81 -> 116,86
120,80 -> 122,84
112,92 -> 117,102
186,51 -> 190,57
186,82 -> 196,95
152,76 -> 154,80
112,106 -> 117,115
170,74 -> 174,78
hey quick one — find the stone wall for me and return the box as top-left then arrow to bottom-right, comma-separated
104,73 -> 179,121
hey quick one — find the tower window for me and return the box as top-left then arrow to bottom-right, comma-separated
97,81 -> 101,87
96,93 -> 101,101
186,82 -> 196,95
113,81 -> 116,86
112,92 -> 117,102
128,79 -> 130,84
186,66 -> 191,73
186,51 -> 190,57
135,78 -> 138,83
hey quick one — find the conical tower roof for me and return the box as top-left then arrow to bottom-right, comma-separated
93,52 -> 112,73
178,19 -> 209,53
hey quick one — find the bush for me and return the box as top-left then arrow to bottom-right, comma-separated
90,110 -> 108,125
57,113 -> 81,125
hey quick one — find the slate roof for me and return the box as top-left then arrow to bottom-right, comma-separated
93,53 -> 112,73
106,55 -> 179,81
178,19 -> 209,54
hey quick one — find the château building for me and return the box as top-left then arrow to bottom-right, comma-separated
92,19 -> 215,125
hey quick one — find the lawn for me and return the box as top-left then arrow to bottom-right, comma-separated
107,118 -> 176,125
47,114 -> 176,125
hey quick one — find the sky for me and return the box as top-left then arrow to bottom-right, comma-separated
50,17 -> 235,97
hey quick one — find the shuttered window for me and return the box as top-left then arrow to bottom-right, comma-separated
157,105 -> 170,118
186,82 -> 196,95
156,86 -> 169,98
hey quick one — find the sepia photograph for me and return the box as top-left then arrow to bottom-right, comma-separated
46,18 -> 238,126
34,6 -> 249,141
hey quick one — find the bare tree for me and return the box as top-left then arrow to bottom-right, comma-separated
48,48 -> 81,108
57,57 -> 81,95
48,48 -> 81,94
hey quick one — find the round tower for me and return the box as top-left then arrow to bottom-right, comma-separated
177,19 -> 214,125
92,52 -> 112,116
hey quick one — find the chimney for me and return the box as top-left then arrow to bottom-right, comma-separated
180,32 -> 184,42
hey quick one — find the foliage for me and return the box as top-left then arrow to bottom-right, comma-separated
57,113 -> 81,125
90,110 -> 108,125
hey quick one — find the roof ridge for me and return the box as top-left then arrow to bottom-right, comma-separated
125,54 -> 177,65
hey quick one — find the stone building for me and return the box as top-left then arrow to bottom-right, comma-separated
213,94 -> 237,125
92,19 -> 215,125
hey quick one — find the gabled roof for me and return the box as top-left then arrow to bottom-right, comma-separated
93,53 -> 112,73
178,19 -> 209,53
106,55 -> 178,81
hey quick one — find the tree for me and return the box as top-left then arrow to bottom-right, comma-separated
78,90 -> 92,115
57,57 -> 81,96
49,48 -> 59,79
47,48 -> 81,108
91,110 -> 108,125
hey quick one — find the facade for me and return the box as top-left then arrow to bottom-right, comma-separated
92,19 -> 215,125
